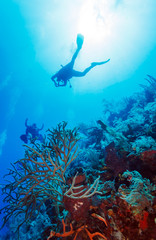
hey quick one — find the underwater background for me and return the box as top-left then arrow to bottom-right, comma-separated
0,0 -> 156,239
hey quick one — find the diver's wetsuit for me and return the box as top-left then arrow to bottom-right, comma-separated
51,34 -> 110,87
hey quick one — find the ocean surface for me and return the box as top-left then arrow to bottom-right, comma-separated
0,0 -> 156,239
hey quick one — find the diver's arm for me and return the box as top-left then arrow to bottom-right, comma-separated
57,82 -> 67,87
51,73 -> 57,81
53,78 -> 67,87
51,73 -> 59,87
51,72 -> 67,87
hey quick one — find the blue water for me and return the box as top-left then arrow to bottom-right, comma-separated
0,0 -> 156,239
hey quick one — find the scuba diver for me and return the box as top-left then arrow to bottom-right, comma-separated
51,34 -> 110,87
20,118 -> 44,143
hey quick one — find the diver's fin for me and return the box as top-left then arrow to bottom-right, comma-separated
20,134 -> 28,143
76,34 -> 84,49
91,59 -> 110,67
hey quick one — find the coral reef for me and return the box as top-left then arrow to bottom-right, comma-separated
0,76 -> 156,240
0,122 -> 80,238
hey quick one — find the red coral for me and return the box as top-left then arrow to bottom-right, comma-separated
139,211 -> 149,231
47,218 -> 108,240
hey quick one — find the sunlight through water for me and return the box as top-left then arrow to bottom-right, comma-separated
77,0 -> 115,45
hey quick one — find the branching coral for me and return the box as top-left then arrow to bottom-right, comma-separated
47,217 -> 108,240
0,122 -> 80,230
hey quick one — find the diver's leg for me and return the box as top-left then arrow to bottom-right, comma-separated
70,48 -> 81,67
70,35 -> 84,67
72,66 -> 94,77
72,59 -> 110,77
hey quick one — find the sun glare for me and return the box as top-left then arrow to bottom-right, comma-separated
77,0 -> 114,44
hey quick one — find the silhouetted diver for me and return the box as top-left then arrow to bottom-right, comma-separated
20,118 -> 44,143
51,34 -> 110,87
